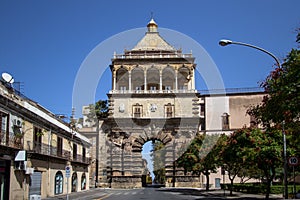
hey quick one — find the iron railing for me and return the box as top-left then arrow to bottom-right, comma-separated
113,52 -> 193,59
25,141 -> 91,164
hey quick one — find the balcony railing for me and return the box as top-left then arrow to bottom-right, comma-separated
109,89 -> 197,94
113,52 -> 193,59
73,154 -> 91,164
26,141 -> 90,164
0,132 -> 24,149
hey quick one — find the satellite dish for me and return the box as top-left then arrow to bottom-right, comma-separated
2,72 -> 14,84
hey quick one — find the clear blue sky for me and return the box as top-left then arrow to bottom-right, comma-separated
1,0 -> 299,118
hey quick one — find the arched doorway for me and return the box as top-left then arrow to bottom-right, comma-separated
54,171 -> 63,195
71,172 -> 77,192
81,173 -> 86,190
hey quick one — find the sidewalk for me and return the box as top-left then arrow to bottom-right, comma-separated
42,188 -> 109,200
202,189 -> 284,199
159,187 -> 284,199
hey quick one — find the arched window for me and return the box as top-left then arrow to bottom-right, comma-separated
116,68 -> 129,91
162,66 -> 175,91
132,67 -> 144,91
147,67 -> 159,91
178,66 -> 190,90
54,171 -> 63,195
81,173 -> 86,190
71,172 -> 77,192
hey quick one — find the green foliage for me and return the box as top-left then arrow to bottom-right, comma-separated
152,140 -> 166,184
95,100 -> 108,119
177,133 -> 224,190
222,183 -> 300,195
220,127 -> 288,198
246,30 -> 300,198
248,30 -> 300,130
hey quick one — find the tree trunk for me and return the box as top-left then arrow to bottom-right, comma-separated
205,172 -> 210,191
265,180 -> 271,199
229,178 -> 234,196
265,167 -> 275,200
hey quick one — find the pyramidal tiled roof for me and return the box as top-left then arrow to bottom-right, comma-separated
132,19 -> 176,51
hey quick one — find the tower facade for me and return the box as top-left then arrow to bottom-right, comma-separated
104,19 -> 203,188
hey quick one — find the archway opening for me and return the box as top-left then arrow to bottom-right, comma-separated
141,140 -> 166,187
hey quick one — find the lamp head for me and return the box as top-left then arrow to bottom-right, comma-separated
219,39 -> 232,46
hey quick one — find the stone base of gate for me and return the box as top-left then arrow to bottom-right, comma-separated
110,176 -> 142,188
165,176 -> 201,188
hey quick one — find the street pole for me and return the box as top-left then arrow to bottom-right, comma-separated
283,121 -> 288,199
67,177 -> 69,200
219,39 -> 288,199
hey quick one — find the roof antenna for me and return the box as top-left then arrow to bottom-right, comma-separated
151,11 -> 154,19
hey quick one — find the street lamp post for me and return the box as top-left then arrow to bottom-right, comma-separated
219,39 -> 288,199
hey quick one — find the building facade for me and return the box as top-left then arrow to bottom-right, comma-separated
80,19 -> 266,189
0,80 -> 91,199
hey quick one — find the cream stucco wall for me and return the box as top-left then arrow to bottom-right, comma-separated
229,94 -> 264,129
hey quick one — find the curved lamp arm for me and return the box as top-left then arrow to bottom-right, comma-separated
219,39 -> 281,68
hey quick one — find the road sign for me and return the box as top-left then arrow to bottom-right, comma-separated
288,156 -> 299,166
65,166 -> 71,178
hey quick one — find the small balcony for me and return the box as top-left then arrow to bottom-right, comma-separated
0,132 -> 24,149
25,141 -> 91,164
72,154 -> 91,164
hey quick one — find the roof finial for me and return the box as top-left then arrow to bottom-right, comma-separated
147,13 -> 158,32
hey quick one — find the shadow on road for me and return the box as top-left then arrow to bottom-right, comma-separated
157,188 -> 282,200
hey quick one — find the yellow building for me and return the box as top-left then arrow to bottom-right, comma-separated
0,79 -> 91,199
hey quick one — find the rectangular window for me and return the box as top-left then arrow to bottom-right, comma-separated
134,107 -> 141,118
73,143 -> 77,161
82,147 -> 86,162
200,104 -> 205,116
57,137 -> 63,157
165,104 -> 174,118
0,112 -> 8,145
222,113 -> 230,130
33,127 -> 42,153
133,104 -> 142,118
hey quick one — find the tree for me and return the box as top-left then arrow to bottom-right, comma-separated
197,134 -> 224,191
248,29 -> 300,130
247,29 -> 300,198
221,128 -> 286,199
95,100 -> 109,119
177,133 -> 224,191
219,131 -> 246,195
176,134 -> 204,176
243,128 -> 284,199
152,140 -> 166,184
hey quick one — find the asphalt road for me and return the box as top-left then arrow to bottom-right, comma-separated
101,188 -> 200,200
43,187 -> 283,200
